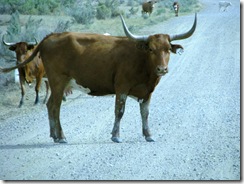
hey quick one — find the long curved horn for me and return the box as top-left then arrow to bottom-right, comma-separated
120,14 -> 149,42
2,34 -> 16,46
27,38 -> 38,45
2,34 -> 38,46
170,13 -> 197,41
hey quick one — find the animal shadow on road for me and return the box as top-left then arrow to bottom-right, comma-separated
0,141 -> 121,150
0,139 -> 154,150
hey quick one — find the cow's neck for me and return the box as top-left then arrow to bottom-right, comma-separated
147,72 -> 161,94
145,58 -> 161,94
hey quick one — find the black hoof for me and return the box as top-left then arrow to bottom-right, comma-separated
34,99 -> 39,105
145,137 -> 155,142
18,102 -> 23,108
111,137 -> 122,143
54,138 -> 67,143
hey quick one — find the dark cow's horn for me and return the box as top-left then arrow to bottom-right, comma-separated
2,34 -> 16,46
120,14 -> 149,42
170,13 -> 197,41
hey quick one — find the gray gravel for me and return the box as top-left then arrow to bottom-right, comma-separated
0,0 -> 240,180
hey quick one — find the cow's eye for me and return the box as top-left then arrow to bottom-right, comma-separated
164,49 -> 170,53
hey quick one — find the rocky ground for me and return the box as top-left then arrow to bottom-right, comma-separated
0,0 -> 240,181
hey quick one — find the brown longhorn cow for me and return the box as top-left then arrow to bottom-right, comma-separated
2,36 -> 49,107
0,14 -> 197,143
142,1 -> 157,16
173,2 -> 180,17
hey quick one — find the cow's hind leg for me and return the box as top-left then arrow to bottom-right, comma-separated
34,76 -> 42,105
47,77 -> 69,143
140,99 -> 154,142
43,80 -> 49,104
111,93 -> 127,143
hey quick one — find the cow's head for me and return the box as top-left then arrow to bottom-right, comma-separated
173,2 -> 179,11
2,35 -> 38,63
120,13 -> 197,76
147,0 -> 157,8
149,0 -> 157,4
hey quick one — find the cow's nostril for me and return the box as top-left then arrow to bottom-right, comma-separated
156,66 -> 168,75
157,67 -> 161,72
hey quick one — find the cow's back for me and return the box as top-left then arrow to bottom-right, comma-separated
39,33 -> 148,96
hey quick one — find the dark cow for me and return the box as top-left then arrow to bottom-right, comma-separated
2,36 -> 49,107
0,14 -> 197,143
142,1 -> 157,16
173,2 -> 179,17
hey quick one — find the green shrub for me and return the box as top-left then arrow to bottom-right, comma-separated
54,20 -> 72,33
0,0 -> 59,15
5,11 -> 42,42
177,0 -> 199,13
129,7 -> 139,15
96,4 -> 111,20
110,0 -> 120,17
156,8 -> 166,15
23,16 -> 43,41
127,0 -> 135,7
96,0 -> 121,19
6,11 -> 21,41
70,1 -> 96,25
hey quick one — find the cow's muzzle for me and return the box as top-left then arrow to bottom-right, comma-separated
156,66 -> 168,76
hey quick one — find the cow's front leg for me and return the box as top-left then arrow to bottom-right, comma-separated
46,77 -> 68,143
111,94 -> 127,143
18,70 -> 26,108
47,93 -> 66,143
140,99 -> 154,142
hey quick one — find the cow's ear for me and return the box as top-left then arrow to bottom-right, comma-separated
27,45 -> 35,50
170,44 -> 184,54
9,45 -> 17,51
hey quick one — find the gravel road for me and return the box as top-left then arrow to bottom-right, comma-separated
0,0 -> 240,180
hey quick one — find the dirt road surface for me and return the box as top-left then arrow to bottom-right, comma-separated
0,0 -> 240,180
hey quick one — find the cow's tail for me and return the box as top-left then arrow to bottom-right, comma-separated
0,43 -> 41,74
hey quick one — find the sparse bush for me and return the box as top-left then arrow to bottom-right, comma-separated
129,7 -> 139,15
4,11 -> 42,42
69,1 -> 96,25
1,0 -> 60,15
19,1 -> 38,15
23,17 -> 43,41
96,0 -> 120,19
119,0 -> 125,4
6,11 -> 21,41
54,21 -> 72,33
156,8 -> 166,16
96,3 -> 111,20
110,0 -> 120,17
127,0 -> 135,7
180,0 -> 199,13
